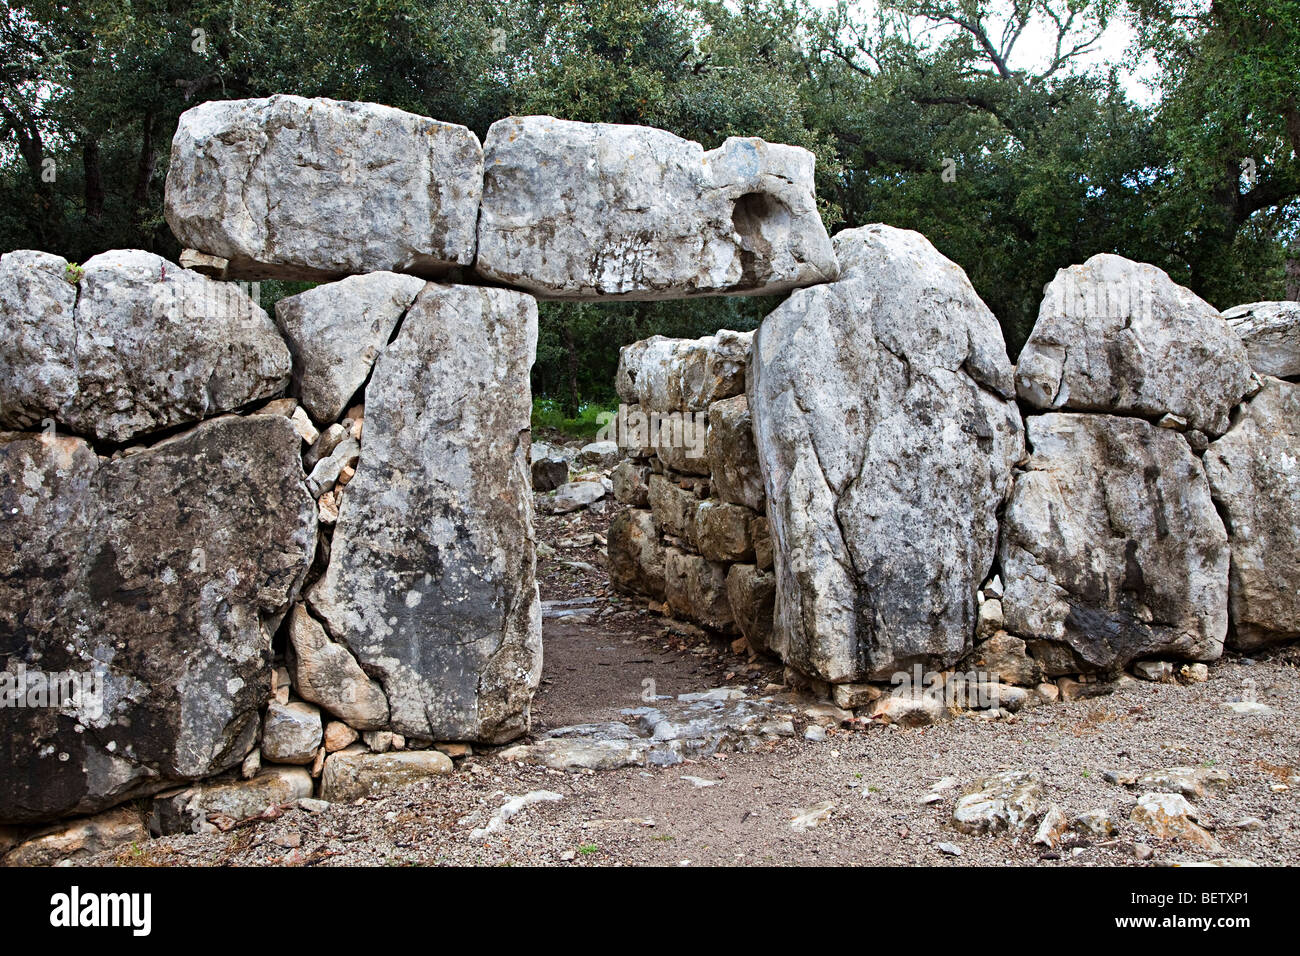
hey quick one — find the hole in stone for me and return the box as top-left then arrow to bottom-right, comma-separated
730,192 -> 790,288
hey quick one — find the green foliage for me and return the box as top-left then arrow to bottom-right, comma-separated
531,397 -> 619,440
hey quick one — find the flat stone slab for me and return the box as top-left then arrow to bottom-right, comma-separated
475,115 -> 838,299
165,95 -> 483,281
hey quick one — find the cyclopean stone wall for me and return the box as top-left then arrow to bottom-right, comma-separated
605,330 -> 776,655
0,95 -> 839,847
2,92 -> 1298,854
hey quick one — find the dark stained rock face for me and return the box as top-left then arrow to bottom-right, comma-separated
0,415 -> 316,823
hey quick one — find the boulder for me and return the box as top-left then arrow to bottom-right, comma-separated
545,480 -> 606,513
531,456 -> 570,492
285,605 -> 389,730
0,415 -> 316,824
616,330 -> 752,412
261,702 -> 322,765
964,631 -> 1041,687
726,564 -> 776,653
0,249 -> 290,442
611,460 -> 651,506
1222,301 -> 1300,379
274,272 -> 426,425
648,474 -> 699,544
664,548 -> 734,632
749,224 -> 1023,683
319,750 -> 453,802
695,500 -> 756,563
165,95 -> 483,280
3,806 -> 148,866
1016,254 -> 1254,436
307,285 -> 541,744
578,440 -> 620,468
999,413 -> 1228,674
150,767 -> 314,835
951,771 -> 1045,834
1203,377 -> 1300,649
607,509 -> 667,600
476,116 -> 837,300
707,395 -> 766,512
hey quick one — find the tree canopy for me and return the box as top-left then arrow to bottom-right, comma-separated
2,0 -> 1296,408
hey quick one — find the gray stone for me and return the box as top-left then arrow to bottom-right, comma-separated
286,605 -> 389,730
476,116 -> 837,300
1016,254 -> 1254,437
319,750 -> 453,802
274,272 -> 426,425
726,564 -> 776,654
617,330 -> 753,412
951,771 -> 1045,834
307,284 -> 540,744
545,480 -> 606,513
648,474 -> 699,544
0,249 -> 290,442
151,767 -> 314,834
261,702 -> 323,765
707,394 -> 765,512
3,806 -> 148,866
611,460 -> 651,506
1130,792 -> 1223,852
1000,413 -> 1228,674
0,415 -> 316,823
1222,301 -> 1300,379
695,500 -> 756,562
1203,378 -> 1300,649
165,95 -> 482,280
578,440 -> 620,468
532,456 -> 569,492
607,509 -> 666,600
749,224 -> 1023,683
664,548 -> 735,632
1134,766 -> 1232,800
964,631 -> 1042,687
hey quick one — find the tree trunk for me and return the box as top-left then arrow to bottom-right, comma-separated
130,112 -> 159,239
1287,245 -> 1300,301
562,318 -> 581,419
82,137 -> 104,225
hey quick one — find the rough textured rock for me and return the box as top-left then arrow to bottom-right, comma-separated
1016,254 -> 1254,436
261,702 -> 323,765
531,456 -> 569,492
274,272 -> 426,425
607,509 -> 666,600
0,249 -> 290,442
726,564 -> 776,653
664,548 -> 734,632
749,224 -> 1023,683
3,806 -> 148,866
545,480 -> 606,513
1203,377 -> 1300,649
695,500 -> 756,563
951,771 -> 1045,834
1131,792 -> 1223,852
319,750 -> 453,802
648,474 -> 699,544
285,605 -> 389,729
476,116 -> 837,300
0,414 -> 316,823
1222,301 -> 1300,379
965,631 -> 1042,687
617,330 -> 753,412
707,395 -> 765,512
165,95 -> 483,280
611,460 -> 651,507
1000,413 -> 1229,674
150,767 -> 314,835
307,284 -> 540,744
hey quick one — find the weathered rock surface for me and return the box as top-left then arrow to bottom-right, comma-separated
274,272 -> 426,425
726,564 -> 776,653
476,116 -> 837,300
616,330 -> 752,411
0,249 -> 290,442
951,771 -> 1045,834
664,548 -> 735,632
1131,792 -> 1222,852
285,605 -> 389,729
607,509 -> 666,600
648,474 -> 699,544
319,750 -> 453,802
260,702 -> 323,766
1204,378 -> 1300,649
3,806 -> 148,866
165,95 -> 483,280
545,480 -> 606,514
695,500 -> 756,563
150,767 -> 314,835
749,224 -> 1023,682
307,284 -> 541,744
1016,254 -> 1254,436
707,395 -> 765,512
531,456 -> 569,492
611,460 -> 650,507
1000,413 -> 1229,674
0,414 -> 316,823
1222,301 -> 1300,379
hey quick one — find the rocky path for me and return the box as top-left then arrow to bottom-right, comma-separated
85,493 -> 1300,868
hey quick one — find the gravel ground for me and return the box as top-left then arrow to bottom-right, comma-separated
83,479 -> 1300,868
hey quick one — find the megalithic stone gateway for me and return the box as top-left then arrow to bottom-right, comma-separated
306,283 -> 542,745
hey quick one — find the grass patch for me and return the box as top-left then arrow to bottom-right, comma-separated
531,398 -> 617,440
